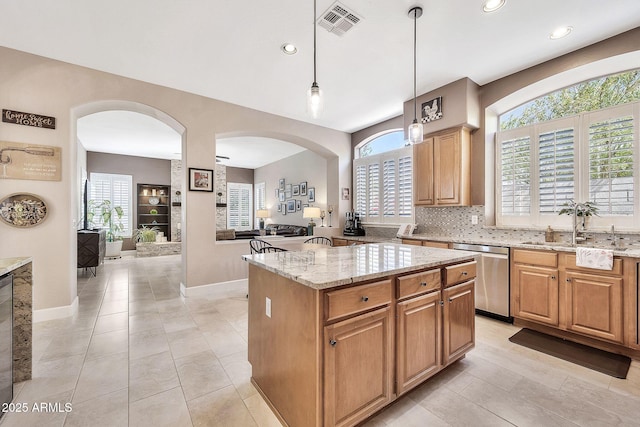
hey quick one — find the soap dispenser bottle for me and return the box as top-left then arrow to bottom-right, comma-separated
545,225 -> 554,242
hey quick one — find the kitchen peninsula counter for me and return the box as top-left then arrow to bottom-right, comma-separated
244,243 -> 477,427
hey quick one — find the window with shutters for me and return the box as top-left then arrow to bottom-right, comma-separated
353,142 -> 413,225
497,102 -> 639,229
227,183 -> 253,231
89,173 -> 133,237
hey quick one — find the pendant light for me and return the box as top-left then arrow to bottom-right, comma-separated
408,6 -> 423,144
307,0 -> 323,118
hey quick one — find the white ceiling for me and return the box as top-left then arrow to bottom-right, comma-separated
3,0 -> 640,164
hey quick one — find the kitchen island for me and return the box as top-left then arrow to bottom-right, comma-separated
243,243 -> 477,427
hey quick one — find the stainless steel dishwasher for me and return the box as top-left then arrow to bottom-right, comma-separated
451,243 -> 511,322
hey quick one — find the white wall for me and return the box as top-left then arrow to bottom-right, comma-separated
254,150 -> 328,227
0,46 -> 352,313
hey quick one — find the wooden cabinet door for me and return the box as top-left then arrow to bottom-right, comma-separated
413,137 -> 434,205
396,291 -> 441,395
564,271 -> 623,343
434,131 -> 461,205
513,264 -> 559,326
324,306 -> 393,427
442,280 -> 475,365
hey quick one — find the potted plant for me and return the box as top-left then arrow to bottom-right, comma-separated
558,199 -> 599,230
88,199 -> 125,258
133,225 -> 159,243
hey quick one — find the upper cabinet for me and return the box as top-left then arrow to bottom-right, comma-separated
413,127 -> 471,207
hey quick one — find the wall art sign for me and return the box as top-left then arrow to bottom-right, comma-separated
0,193 -> 48,228
0,141 -> 62,181
2,109 -> 56,129
421,96 -> 443,123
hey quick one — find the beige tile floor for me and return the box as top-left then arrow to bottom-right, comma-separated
2,253 -> 640,426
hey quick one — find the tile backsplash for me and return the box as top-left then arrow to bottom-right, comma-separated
364,205 -> 640,246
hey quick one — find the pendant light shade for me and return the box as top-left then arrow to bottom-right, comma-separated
408,6 -> 423,144
307,0 -> 323,118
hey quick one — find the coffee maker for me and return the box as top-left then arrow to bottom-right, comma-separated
343,211 -> 365,236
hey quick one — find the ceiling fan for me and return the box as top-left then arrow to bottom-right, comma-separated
216,155 -> 229,163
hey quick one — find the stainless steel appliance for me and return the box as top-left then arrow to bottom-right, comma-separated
452,243 -> 511,322
0,273 -> 12,414
343,211 -> 365,236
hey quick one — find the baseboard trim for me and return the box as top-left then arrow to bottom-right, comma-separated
180,279 -> 247,297
34,296 -> 79,322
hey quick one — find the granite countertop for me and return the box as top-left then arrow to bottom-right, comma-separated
243,242 -> 477,290
400,234 -> 640,257
0,257 -> 32,276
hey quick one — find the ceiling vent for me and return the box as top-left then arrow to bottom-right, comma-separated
318,1 -> 362,37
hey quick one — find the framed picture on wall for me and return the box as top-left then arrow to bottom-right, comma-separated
277,204 -> 281,212
279,191 -> 285,202
279,178 -> 285,191
275,189 -> 279,198
308,187 -> 315,202
292,185 -> 300,196
285,190 -> 292,199
341,187 -> 350,200
287,199 -> 295,213
281,203 -> 287,215
189,168 -> 214,192
300,181 -> 307,195
296,200 -> 301,211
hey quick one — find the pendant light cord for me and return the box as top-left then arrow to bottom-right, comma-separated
412,8 -> 417,122
313,0 -> 317,84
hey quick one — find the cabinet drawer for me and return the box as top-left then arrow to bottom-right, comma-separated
325,280 -> 392,322
444,261 -> 476,287
402,239 -> 423,246
563,254 -> 623,276
513,249 -> 558,267
423,241 -> 450,249
397,269 -> 441,299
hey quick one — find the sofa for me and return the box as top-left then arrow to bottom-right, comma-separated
229,224 -> 308,240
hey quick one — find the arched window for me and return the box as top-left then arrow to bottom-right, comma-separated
496,69 -> 640,229
356,129 -> 406,159
354,129 -> 413,224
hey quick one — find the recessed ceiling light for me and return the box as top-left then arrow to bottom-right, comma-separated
281,43 -> 297,55
483,0 -> 506,13
550,26 -> 573,39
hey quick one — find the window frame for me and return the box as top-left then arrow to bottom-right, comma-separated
227,182 -> 253,231
88,172 -> 133,237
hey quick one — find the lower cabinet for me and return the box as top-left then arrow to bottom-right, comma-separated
324,306 -> 393,427
443,280 -> 475,364
396,291 -> 441,395
512,263 -> 559,326
564,271 -> 623,343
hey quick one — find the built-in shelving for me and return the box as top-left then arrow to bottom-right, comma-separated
137,183 -> 171,240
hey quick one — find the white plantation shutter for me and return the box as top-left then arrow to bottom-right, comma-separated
500,134 -> 531,216
588,112 -> 634,215
367,163 -> 380,218
353,146 -> 413,224
382,159 -> 396,217
227,183 -> 252,230
89,173 -> 132,236
538,123 -> 575,213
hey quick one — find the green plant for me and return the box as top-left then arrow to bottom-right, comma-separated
133,225 -> 159,243
558,200 -> 599,217
88,199 -> 125,241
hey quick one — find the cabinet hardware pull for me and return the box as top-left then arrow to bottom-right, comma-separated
329,339 -> 337,346
449,298 -> 453,302
461,271 -> 468,276
439,300 -> 444,306
566,278 -> 571,282
420,282 -> 427,287
361,296 -> 369,302
551,275 -> 556,280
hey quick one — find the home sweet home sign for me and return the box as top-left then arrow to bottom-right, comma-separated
2,109 -> 56,129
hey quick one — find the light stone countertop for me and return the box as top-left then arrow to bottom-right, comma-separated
242,242 -> 477,290
400,234 -> 640,257
0,257 -> 32,276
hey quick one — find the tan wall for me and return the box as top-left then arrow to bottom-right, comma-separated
0,46 -> 352,312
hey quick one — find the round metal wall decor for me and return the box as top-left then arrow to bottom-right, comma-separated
0,193 -> 48,227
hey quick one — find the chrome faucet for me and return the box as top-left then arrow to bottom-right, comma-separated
609,225 -> 619,247
572,203 -> 588,245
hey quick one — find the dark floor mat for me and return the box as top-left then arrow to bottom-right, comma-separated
508,328 -> 631,379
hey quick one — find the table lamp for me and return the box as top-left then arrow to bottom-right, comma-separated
256,209 -> 269,230
303,207 -> 321,236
